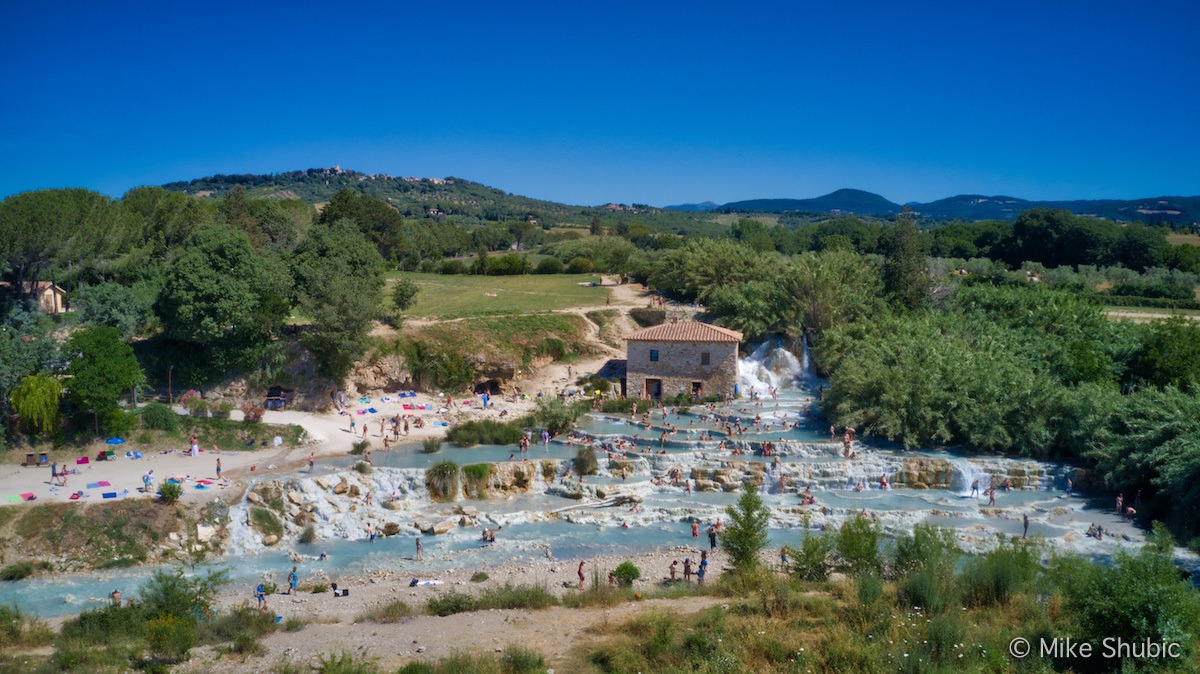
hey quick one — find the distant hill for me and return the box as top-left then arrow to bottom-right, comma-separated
719,189 -> 1200,224
160,168 -> 1200,226
722,189 -> 903,216
663,201 -> 720,212
161,167 -> 728,234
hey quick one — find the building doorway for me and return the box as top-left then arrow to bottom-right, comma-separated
691,381 -> 703,395
645,378 -> 662,400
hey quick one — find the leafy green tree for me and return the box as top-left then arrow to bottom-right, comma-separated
731,218 -> 775,253
881,208 -> 930,310
292,219 -> 385,380
589,216 -> 604,236
73,282 -> 155,339
157,224 -> 291,375
722,484 -> 772,572
64,326 -> 144,432
1135,317 -> 1200,391
0,310 -> 58,440
390,277 -> 420,323
787,249 -> 883,336
10,373 -> 62,435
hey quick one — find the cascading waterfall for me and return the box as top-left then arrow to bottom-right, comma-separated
738,339 -> 803,394
950,459 -> 993,497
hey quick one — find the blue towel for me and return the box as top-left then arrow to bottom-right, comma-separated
368,407 -> 378,414
102,492 -> 118,499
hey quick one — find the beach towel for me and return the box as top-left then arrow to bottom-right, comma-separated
102,492 -> 117,499
87,482 -> 102,489
358,397 -> 370,403
194,484 -> 209,490
356,409 -> 365,415
5,495 -> 20,503
69,493 -> 81,501
21,492 -> 36,501
408,579 -> 444,587
76,457 -> 89,465
196,479 -> 213,485
461,400 -> 473,405
381,396 -> 392,402
402,404 -> 414,410
418,404 -> 427,410
133,451 -> 143,459
367,407 -> 378,414
167,479 -> 181,485
97,481 -> 110,487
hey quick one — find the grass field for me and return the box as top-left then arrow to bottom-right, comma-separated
1167,232 -> 1200,246
388,272 -> 610,320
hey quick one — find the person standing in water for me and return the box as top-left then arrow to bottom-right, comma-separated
1022,513 -> 1029,539
416,538 -> 423,562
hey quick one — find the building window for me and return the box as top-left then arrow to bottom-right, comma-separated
701,352 -> 710,366
649,349 -> 659,362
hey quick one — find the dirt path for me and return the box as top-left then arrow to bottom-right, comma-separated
1104,309 -> 1200,323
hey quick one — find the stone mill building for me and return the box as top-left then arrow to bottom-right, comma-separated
623,321 -> 743,399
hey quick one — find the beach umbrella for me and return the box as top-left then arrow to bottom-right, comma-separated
106,437 -> 126,445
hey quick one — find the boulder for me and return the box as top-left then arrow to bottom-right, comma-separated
315,477 -> 331,490
196,524 -> 218,543
246,492 -> 263,505
288,491 -> 303,506
383,522 -> 401,536
349,485 -> 361,498
333,479 -> 349,495
292,511 -> 311,526
430,519 -> 456,535
456,505 -> 480,517
383,501 -> 405,511
168,532 -> 181,542
263,534 -> 279,546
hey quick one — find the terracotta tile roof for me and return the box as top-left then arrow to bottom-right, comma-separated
624,321 -> 743,343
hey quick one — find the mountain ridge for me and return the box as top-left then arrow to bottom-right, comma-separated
160,168 -> 1200,225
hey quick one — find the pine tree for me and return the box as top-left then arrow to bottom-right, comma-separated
723,483 -> 772,572
882,206 -> 930,310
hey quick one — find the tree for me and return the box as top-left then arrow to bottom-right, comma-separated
722,483 -> 771,572
881,208 -> 930,310
10,373 -> 62,435
391,278 -> 420,322
589,216 -> 604,236
157,224 -> 291,375
292,219 -> 385,380
64,326 -> 144,432
73,282 -> 154,339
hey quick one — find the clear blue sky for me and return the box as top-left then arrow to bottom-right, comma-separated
2,1 -> 1197,205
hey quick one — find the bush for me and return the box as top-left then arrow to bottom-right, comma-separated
446,419 -> 524,446
0,603 -> 53,648
310,583 -> 329,593
299,525 -> 316,545
470,572 -> 489,582
350,440 -> 369,455
158,480 -> 183,504
0,562 -> 34,581
613,561 -> 641,586
62,604 -> 147,642
892,523 -> 959,578
573,447 -> 599,476
426,461 -> 460,501
926,613 -> 966,662
532,397 -> 585,435
426,590 -> 476,617
629,307 -> 666,327
314,651 -> 381,674
356,599 -> 413,623
421,438 -> 443,453
439,259 -> 467,275
566,256 -> 594,274
147,614 -> 197,662
462,463 -> 492,498
426,584 -> 558,616
535,337 -> 567,359
250,507 -> 284,537
791,533 -> 833,581
141,403 -> 179,432
835,515 -> 881,576
898,569 -> 952,613
535,257 -> 565,274
960,541 -> 1040,607
500,645 -> 546,673
856,573 -> 883,606
232,630 -> 265,656
354,460 -> 373,474
103,409 -> 139,436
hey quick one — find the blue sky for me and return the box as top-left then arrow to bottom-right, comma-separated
2,1 -> 1197,205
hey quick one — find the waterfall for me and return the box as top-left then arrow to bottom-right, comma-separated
797,332 -> 827,391
225,478 -> 262,556
950,459 -> 992,497
738,339 -> 803,395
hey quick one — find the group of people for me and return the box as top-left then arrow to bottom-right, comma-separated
666,551 -> 710,584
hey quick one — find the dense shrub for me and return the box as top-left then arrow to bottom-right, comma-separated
447,419 -> 524,446
629,307 -> 666,327
141,403 -> 179,432
158,481 -> 183,504
723,484 -> 772,572
566,256 -> 594,274
959,541 -> 1040,607
146,614 -> 196,661
535,257 -> 564,274
0,562 -> 35,581
573,447 -> 599,476
835,515 -> 881,576
791,533 -> 833,581
439,259 -> 467,275
426,461 -> 460,501
892,523 -> 959,578
613,561 -> 641,586
421,438 -> 443,453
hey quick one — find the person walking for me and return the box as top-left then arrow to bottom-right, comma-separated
698,551 -> 708,585
707,523 -> 718,550
215,457 -> 222,481
288,566 -> 298,595
1022,513 -> 1029,539
578,561 -> 586,590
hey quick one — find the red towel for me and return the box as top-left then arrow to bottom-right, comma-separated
76,457 -> 89,465
20,492 -> 35,501
69,493 -> 81,501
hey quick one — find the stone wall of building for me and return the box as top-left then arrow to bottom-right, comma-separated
626,340 -> 738,399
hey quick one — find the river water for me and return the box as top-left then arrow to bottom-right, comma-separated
6,340 -> 1192,617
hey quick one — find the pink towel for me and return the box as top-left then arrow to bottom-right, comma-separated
356,410 -> 366,415
76,457 -> 89,465
20,492 -> 35,501
402,404 -> 414,410
97,480 -> 111,487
